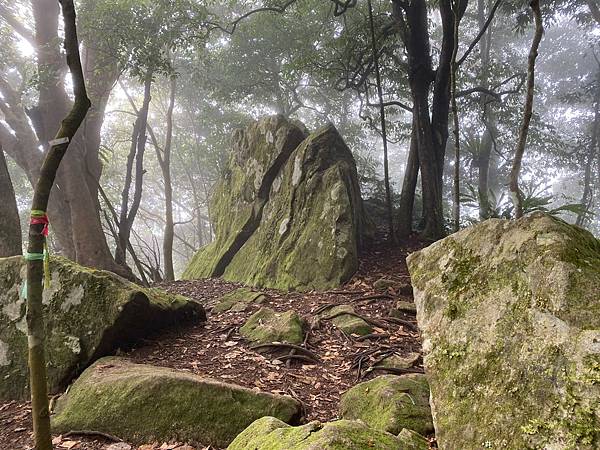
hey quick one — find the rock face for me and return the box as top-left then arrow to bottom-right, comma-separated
52,357 -> 302,448
227,417 -> 427,450
240,307 -> 304,344
183,115 -> 367,291
0,256 -> 205,400
339,374 -> 434,436
407,213 -> 600,449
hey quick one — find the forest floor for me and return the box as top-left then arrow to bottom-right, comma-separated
0,240 -> 427,450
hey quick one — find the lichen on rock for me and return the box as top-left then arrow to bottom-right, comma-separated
52,357 -> 301,448
0,256 -> 205,400
183,115 -> 368,291
239,307 -> 304,344
339,374 -> 434,436
407,213 -> 600,449
227,417 -> 415,450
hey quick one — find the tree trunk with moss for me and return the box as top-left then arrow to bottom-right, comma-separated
26,2 -> 91,448
0,147 -> 21,256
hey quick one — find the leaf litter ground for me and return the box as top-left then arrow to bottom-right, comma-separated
0,242 -> 427,450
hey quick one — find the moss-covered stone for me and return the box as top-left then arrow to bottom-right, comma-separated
373,278 -> 396,291
397,428 -> 430,450
391,301 -> 417,315
406,213 -> 600,449
227,417 -> 413,450
0,256 -> 205,400
239,307 -> 304,344
379,352 -> 421,370
183,116 -> 368,292
52,357 -> 301,448
213,287 -> 266,313
320,304 -> 372,336
339,374 -> 434,436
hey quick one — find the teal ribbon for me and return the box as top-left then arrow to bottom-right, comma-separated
24,252 -> 45,261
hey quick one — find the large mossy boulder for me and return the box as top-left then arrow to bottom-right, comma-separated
52,357 -> 301,448
227,417 -> 427,450
0,256 -> 205,400
183,115 -> 368,291
240,307 -> 304,344
407,213 -> 600,449
339,374 -> 434,436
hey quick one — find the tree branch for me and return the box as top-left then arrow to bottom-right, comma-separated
457,0 -> 502,66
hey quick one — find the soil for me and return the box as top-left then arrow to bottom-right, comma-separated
0,241 -> 428,450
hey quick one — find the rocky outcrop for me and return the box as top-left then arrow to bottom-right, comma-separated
52,357 -> 301,448
339,374 -> 434,436
0,256 -> 205,400
183,115 -> 367,291
240,307 -> 304,344
227,417 -> 428,450
407,213 -> 600,449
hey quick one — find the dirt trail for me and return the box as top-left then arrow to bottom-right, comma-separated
0,242 -> 424,450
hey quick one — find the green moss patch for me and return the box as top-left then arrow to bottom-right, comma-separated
339,374 -> 434,436
227,417 -> 414,450
52,357 -> 301,448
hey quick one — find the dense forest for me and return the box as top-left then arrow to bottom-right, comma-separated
0,1 -> 599,450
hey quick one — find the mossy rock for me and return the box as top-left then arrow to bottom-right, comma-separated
391,301 -> 417,315
227,417 -> 417,450
378,352 -> 420,370
397,428 -> 430,450
183,116 -> 368,292
407,213 -> 600,449
339,374 -> 434,436
240,307 -> 304,344
52,357 -> 301,448
320,304 -> 372,336
213,287 -> 266,313
0,256 -> 205,400
373,278 -> 397,291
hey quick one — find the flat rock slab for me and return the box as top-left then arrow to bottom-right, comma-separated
213,287 -> 266,313
227,417 -> 428,450
240,307 -> 304,344
320,304 -> 372,336
183,115 -> 368,291
407,213 -> 600,449
339,374 -> 434,436
0,256 -> 205,400
52,357 -> 301,448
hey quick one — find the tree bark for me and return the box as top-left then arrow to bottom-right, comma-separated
577,84 -> 600,226
450,0 -> 462,232
0,147 -> 22,256
397,118 -> 419,238
26,2 -> 90,449
509,0 -> 543,218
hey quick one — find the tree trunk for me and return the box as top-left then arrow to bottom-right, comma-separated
397,118 -> 419,238
450,0 -> 462,232
0,147 -> 22,256
27,2 -> 90,449
509,0 -> 543,218
116,72 -> 153,266
161,75 -> 176,281
368,0 -> 396,243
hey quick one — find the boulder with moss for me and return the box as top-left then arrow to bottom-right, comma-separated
240,307 -> 304,344
52,357 -> 301,448
227,417 -> 426,450
339,374 -> 434,436
0,256 -> 205,400
407,213 -> 600,449
213,287 -> 266,313
319,304 -> 372,336
183,116 -> 368,291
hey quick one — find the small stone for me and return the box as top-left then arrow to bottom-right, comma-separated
389,301 -> 417,318
240,307 -> 305,344
212,288 -> 265,313
106,444 -> 132,450
379,352 -> 420,370
373,278 -> 396,291
319,304 -> 372,336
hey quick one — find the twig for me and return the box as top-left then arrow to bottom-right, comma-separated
279,354 -> 319,364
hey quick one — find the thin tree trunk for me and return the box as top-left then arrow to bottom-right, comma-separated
116,72 -> 152,265
367,0 -> 395,243
450,0 -> 462,232
27,2 -> 90,449
577,85 -> 600,226
397,120 -> 419,238
509,0 -> 543,218
0,147 -> 22,256
160,75 -> 176,281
